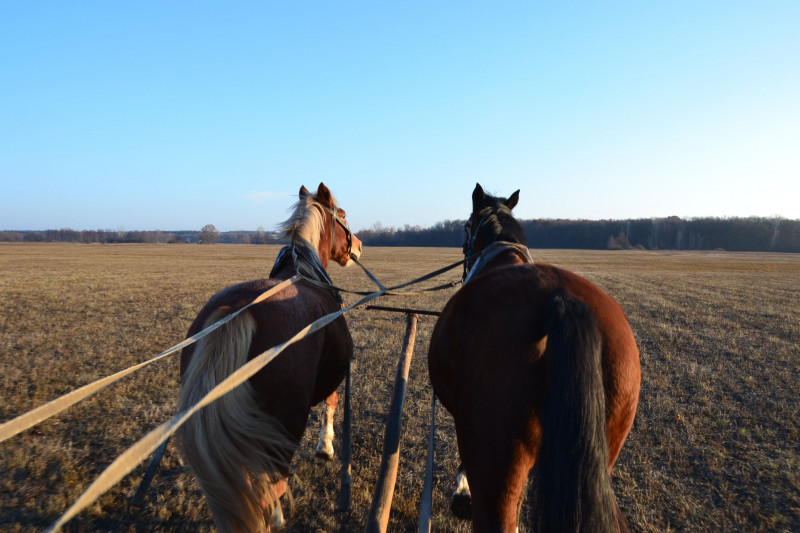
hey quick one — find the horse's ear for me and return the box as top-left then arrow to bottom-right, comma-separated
472,183 -> 486,211
316,182 -> 332,206
505,190 -> 520,211
299,185 -> 311,198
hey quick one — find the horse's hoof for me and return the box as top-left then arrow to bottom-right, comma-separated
450,492 -> 472,520
315,442 -> 335,460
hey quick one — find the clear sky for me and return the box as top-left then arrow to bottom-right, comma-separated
2,2 -> 798,232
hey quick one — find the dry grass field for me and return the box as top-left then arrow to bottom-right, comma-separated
1,243 -> 798,532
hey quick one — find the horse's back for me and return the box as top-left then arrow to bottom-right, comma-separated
181,277 -> 353,440
429,261 -> 640,457
431,261 -> 638,374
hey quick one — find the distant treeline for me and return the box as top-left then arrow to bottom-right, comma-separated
0,228 -> 285,245
356,216 -> 800,253
3,216 -> 799,252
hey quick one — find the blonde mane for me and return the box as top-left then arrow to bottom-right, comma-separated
279,194 -> 337,249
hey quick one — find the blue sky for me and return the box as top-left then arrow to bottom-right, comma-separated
1,2 -> 798,232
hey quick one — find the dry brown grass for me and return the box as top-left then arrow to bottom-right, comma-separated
1,243 -> 798,531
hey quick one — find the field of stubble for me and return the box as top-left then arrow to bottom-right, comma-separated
1,243 -> 798,532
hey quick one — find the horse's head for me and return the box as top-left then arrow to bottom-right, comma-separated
297,183 -> 363,267
463,183 -> 526,260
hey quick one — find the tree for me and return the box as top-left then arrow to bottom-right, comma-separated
199,224 -> 220,244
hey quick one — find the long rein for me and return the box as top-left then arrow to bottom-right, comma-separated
312,201 -> 466,296
4,228 -> 528,530
6,245 -> 465,532
0,237 -> 522,447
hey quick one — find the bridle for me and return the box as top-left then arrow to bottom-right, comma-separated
463,207 -> 502,277
464,210 -> 495,260
268,200 -> 355,304
316,203 -> 354,258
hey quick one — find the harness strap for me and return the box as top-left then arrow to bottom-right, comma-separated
329,206 -> 337,255
0,276 -> 300,444
46,279 -> 386,533
463,240 -> 533,284
271,242 -> 343,304
349,255 -> 464,296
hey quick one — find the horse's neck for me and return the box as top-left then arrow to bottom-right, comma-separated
310,235 -> 331,269
296,229 -> 331,268
288,212 -> 331,269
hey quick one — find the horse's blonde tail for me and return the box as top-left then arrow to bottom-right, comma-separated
177,308 -> 296,533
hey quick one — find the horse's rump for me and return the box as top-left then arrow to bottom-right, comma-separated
178,305 -> 297,533
428,262 -> 640,530
531,289 -> 618,531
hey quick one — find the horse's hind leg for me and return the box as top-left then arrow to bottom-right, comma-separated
315,391 -> 338,460
450,464 -> 472,520
265,477 -> 288,530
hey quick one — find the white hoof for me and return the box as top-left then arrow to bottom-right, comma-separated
269,501 -> 285,529
316,401 -> 336,460
315,440 -> 335,460
451,469 -> 472,520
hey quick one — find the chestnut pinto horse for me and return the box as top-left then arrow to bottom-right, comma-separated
177,183 -> 362,532
428,184 -> 640,532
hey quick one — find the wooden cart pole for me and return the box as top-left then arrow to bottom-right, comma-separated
365,312 -> 419,533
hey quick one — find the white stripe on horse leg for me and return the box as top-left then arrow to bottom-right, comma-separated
450,467 -> 473,520
267,477 -> 287,529
269,500 -> 285,529
454,468 -> 471,498
315,392 -> 337,460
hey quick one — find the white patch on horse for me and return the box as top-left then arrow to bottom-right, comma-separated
454,469 -> 471,499
269,500 -> 285,529
315,401 -> 336,459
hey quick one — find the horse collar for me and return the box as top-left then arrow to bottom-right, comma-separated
270,242 -> 343,304
463,241 -> 533,284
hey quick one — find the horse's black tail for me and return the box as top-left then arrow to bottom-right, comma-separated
530,290 -> 618,532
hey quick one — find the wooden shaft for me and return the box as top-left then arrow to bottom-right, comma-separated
366,313 -> 418,533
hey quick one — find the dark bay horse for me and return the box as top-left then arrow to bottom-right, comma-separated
428,184 -> 640,532
177,183 -> 362,532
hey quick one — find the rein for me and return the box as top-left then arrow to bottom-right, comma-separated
8,238 -> 473,530
1,245 -> 464,447
0,276 -> 300,445
285,247 -> 466,298
46,280 -> 388,533
8,219 -> 533,530
355,255 -> 465,296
